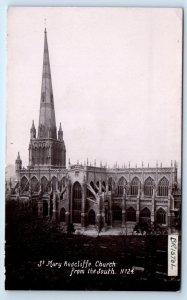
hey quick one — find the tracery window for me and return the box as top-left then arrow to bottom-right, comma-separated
130,177 -> 139,196
31,176 -> 39,193
158,177 -> 169,196
144,177 -> 154,196
20,176 -> 29,192
41,176 -> 48,193
117,177 -> 127,196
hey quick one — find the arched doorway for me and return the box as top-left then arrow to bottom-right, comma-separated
139,207 -> 151,223
112,205 -> 122,226
126,207 -> 136,222
87,209 -> 96,225
156,208 -> 166,225
72,182 -> 82,223
60,207 -> 66,222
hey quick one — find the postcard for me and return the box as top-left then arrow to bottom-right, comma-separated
5,7 -> 182,291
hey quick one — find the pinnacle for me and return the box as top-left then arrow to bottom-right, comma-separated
17,152 -> 21,160
59,122 -> 62,131
31,120 -> 35,129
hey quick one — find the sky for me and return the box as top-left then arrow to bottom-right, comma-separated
6,7 -> 182,168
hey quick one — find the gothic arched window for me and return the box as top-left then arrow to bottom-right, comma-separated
117,177 -> 127,196
158,177 -> 169,196
41,176 -> 48,193
144,177 -> 154,196
156,208 -> 166,225
20,176 -> 29,192
52,176 -> 57,191
72,182 -> 82,223
31,176 -> 39,193
130,177 -> 140,196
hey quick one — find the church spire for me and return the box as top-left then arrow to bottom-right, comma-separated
38,28 -> 57,139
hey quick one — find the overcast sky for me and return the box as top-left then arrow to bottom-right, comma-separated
6,7 -> 182,168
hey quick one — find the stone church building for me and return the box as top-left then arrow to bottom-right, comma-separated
10,29 -> 180,232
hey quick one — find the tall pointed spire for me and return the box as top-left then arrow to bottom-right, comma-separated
38,28 -> 57,139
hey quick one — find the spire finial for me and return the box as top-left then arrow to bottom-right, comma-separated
44,18 -> 47,33
16,151 -> 22,164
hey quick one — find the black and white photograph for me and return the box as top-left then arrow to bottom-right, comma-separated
5,7 -> 182,291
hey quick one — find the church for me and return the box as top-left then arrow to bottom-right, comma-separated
10,29 -> 180,233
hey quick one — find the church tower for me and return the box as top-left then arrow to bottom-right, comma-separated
29,29 -> 66,168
